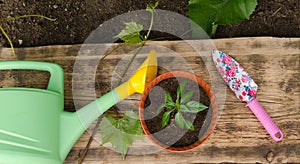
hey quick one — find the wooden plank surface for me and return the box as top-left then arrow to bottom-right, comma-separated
0,37 -> 299,163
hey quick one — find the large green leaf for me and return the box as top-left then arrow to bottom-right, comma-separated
99,111 -> 143,159
188,0 -> 257,37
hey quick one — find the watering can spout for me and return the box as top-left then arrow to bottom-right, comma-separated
59,112 -> 85,160
60,50 -> 157,160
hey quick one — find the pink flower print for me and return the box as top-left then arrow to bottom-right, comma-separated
241,76 -> 248,83
218,67 -> 224,75
222,56 -> 232,64
242,91 -> 247,96
233,83 -> 240,92
226,68 -> 236,77
230,64 -> 236,71
239,95 -> 243,101
248,90 -> 256,97
235,79 -> 241,86
217,58 -> 221,63
224,77 -> 229,83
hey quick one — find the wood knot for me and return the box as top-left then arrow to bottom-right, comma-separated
285,86 -> 292,93
266,150 -> 274,163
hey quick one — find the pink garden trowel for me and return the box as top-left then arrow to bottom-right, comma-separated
212,50 -> 283,142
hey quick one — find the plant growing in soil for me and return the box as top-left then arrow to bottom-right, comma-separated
159,80 -> 208,130
0,14 -> 57,57
99,1 -> 158,87
188,0 -> 258,37
140,72 -> 218,151
96,2 -> 159,160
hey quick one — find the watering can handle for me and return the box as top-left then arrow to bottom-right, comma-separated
0,60 -> 64,95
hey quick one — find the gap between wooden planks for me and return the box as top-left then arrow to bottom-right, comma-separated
0,37 -> 299,163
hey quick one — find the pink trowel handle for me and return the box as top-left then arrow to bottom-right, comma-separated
246,98 -> 283,142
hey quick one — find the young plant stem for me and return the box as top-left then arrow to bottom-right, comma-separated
0,14 -> 56,57
0,14 -> 56,22
114,5 -> 155,86
145,9 -> 155,39
0,25 -> 16,57
99,43 -> 126,62
113,42 -> 144,87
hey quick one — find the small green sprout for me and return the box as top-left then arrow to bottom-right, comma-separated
158,80 -> 208,130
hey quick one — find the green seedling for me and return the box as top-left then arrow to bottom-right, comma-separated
113,1 -> 158,45
159,80 -> 208,130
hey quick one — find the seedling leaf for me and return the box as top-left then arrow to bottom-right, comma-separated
114,21 -> 143,44
99,111 -> 143,159
178,80 -> 187,95
165,92 -> 174,104
179,104 -> 189,112
174,112 -> 184,129
162,110 -> 173,128
166,101 -> 176,109
186,120 -> 195,130
146,2 -> 159,12
186,101 -> 208,113
175,112 -> 194,130
157,104 -> 165,113
181,91 -> 194,104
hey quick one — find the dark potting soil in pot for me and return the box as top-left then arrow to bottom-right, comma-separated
143,77 -> 211,148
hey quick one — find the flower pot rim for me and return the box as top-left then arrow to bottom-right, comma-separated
139,71 -> 218,152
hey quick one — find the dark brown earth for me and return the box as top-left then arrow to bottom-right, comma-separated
0,0 -> 299,48
143,77 -> 210,148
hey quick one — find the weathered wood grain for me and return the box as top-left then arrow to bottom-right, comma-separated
0,37 -> 299,163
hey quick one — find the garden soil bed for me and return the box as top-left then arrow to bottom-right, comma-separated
143,77 -> 210,148
0,0 -> 299,48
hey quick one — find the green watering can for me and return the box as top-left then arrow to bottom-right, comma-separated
0,50 -> 157,163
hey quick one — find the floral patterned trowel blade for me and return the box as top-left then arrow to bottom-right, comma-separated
212,49 -> 283,142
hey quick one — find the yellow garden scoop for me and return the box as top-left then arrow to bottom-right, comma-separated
0,50 -> 157,163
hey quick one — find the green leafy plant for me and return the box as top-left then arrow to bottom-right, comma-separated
113,1 -> 158,45
159,80 -> 208,130
102,2 -> 158,86
99,111 -> 143,159
95,2 -> 159,160
188,0 -> 258,37
0,14 -> 57,57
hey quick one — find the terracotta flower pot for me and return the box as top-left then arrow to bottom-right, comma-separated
139,71 -> 218,152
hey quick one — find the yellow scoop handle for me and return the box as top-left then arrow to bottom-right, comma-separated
115,50 -> 158,99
